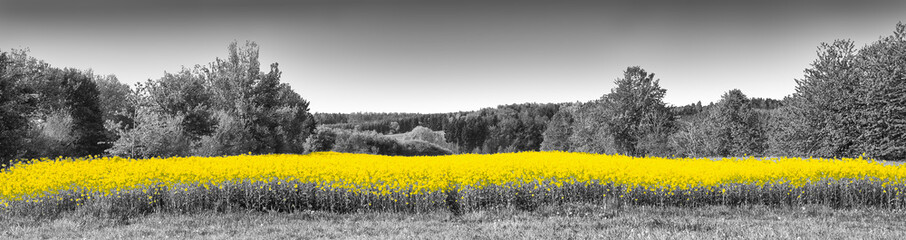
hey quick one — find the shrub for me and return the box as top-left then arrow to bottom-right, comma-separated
193,110 -> 255,157
22,110 -> 76,159
106,109 -> 192,158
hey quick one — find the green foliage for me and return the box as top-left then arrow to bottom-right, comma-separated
196,42 -> 315,154
601,67 -> 675,156
313,113 -> 348,125
247,64 -> 316,153
322,104 -> 558,155
106,109 -> 192,158
322,114 -> 448,135
764,103 -> 800,157
7,23 -> 906,160
9,65 -> 113,158
399,126 -> 445,145
485,103 -> 556,153
668,90 -> 769,158
711,89 -> 766,156
444,103 -> 559,154
566,100 -> 616,154
562,67 -> 675,156
317,112 -> 426,124
303,127 -> 338,153
445,115 -> 491,153
105,41 -> 315,157
782,40 -> 861,158
92,74 -> 133,128
771,23 -> 906,160
850,23 -> 906,160
4,49 -> 60,116
22,110 -> 75,159
388,125 -> 458,152
142,68 -> 216,139
540,104 -> 576,151
749,98 -> 783,110
667,110 -> 718,157
672,101 -> 705,117
193,110 -> 255,157
0,52 -> 37,163
59,69 -> 110,156
2,50 -> 116,160
399,140 -> 454,156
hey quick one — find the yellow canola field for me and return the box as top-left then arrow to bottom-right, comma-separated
1,151 -> 904,202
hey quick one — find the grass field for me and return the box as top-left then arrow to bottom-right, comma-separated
3,203 -> 905,239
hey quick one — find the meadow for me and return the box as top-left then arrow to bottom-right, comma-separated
6,204 -> 906,239
2,151 -> 906,221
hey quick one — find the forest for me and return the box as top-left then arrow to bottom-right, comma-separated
2,23 -> 906,166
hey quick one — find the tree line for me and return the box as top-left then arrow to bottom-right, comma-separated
1,41 -> 316,165
550,23 -> 906,160
2,23 -> 905,163
317,23 -> 906,160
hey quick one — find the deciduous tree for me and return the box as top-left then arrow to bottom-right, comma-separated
600,66 -> 675,156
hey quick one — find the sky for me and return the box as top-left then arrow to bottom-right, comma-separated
1,0 -> 904,113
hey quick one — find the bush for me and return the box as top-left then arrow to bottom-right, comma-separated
22,110 -> 76,159
401,126 -> 443,144
303,127 -> 337,153
306,127 -> 452,156
399,140 -> 453,156
193,110 -> 255,157
540,104 -> 576,151
106,109 -> 192,158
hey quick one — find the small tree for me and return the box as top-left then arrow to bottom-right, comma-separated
667,112 -> 718,157
567,100 -> 616,154
541,104 -> 576,151
389,121 -> 400,134
24,110 -> 75,159
711,89 -> 765,156
107,108 -> 192,158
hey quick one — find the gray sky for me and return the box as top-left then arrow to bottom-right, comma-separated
1,0 -> 903,113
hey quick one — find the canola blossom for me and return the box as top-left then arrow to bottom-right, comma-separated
1,152 -> 905,212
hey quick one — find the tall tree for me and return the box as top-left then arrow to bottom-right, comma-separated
59,69 -> 109,156
144,68 -> 217,139
0,52 -> 37,163
792,40 -> 861,158
93,74 -> 134,128
852,23 -> 906,160
193,41 -> 316,155
6,50 -> 79,159
600,66 -> 675,156
769,23 -> 906,160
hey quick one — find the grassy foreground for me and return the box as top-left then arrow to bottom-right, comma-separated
2,203 -> 904,239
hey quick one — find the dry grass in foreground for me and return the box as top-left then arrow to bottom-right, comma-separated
2,203 -> 905,240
